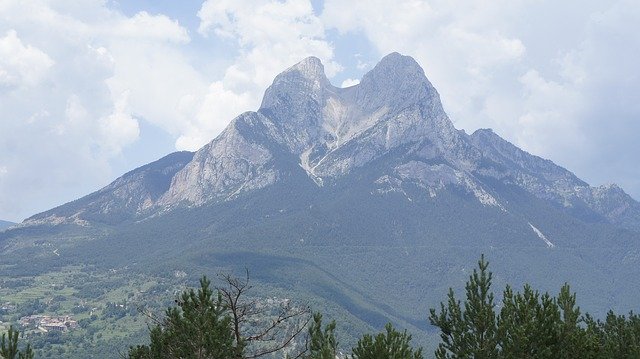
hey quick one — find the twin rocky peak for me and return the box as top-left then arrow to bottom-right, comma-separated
26,53 -> 640,231
162,52 -> 456,204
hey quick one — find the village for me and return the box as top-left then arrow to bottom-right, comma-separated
19,314 -> 78,333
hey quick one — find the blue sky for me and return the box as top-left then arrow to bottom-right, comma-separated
1,0 -> 639,221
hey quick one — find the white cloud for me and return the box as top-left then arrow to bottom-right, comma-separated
99,90 -> 140,155
514,69 -> 584,156
176,81 -> 253,150
104,38 -> 208,137
559,0 -> 640,194
198,0 -> 341,81
0,30 -> 54,88
0,1 -> 200,220
340,78 -> 360,87
110,11 -> 190,43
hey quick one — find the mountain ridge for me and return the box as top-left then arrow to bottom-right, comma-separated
25,151 -> 194,225
20,52 -> 640,234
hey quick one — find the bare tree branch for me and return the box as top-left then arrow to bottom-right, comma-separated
216,269 -> 311,358
245,313 -> 311,359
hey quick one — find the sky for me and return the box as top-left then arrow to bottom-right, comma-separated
1,0 -> 639,222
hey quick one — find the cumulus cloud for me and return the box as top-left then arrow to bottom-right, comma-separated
0,30 -> 54,88
110,11 -> 190,43
488,1 -> 640,196
98,90 -> 140,155
340,78 -> 360,87
176,81 -> 253,150
0,1 -> 199,220
562,0 -> 640,195
514,69 -> 584,157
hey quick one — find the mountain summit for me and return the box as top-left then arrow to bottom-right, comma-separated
157,52 -> 462,206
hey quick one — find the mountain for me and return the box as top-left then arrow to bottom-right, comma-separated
3,52 -> 640,356
0,220 -> 14,230
24,53 -> 640,232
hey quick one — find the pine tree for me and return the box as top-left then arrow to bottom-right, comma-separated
128,276 -> 236,359
584,310 -> 640,358
305,313 -> 337,359
429,254 -> 498,359
498,284 -> 559,358
352,323 -> 423,359
429,255 -> 640,358
0,326 -> 33,359
555,283 -> 588,358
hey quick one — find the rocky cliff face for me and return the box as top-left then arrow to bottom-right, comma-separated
24,53 -> 640,231
162,53 -> 477,201
467,128 -> 640,230
160,113 -> 280,205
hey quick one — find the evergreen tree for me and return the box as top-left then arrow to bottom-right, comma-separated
0,326 -> 33,359
554,283 -> 588,358
128,276 -> 236,359
429,254 -> 498,359
352,323 -> 423,359
305,313 -> 337,359
498,284 -> 559,358
429,255 -> 640,358
583,311 -> 640,358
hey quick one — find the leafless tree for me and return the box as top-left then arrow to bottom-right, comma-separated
217,270 -> 311,359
